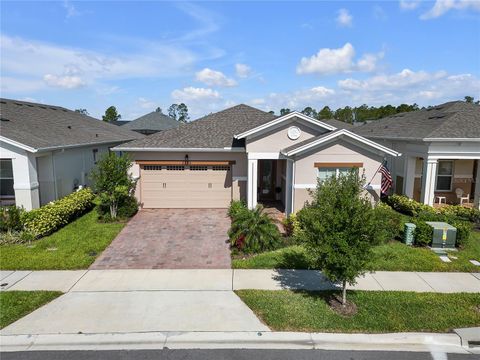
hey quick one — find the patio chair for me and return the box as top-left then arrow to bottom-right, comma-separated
455,188 -> 470,205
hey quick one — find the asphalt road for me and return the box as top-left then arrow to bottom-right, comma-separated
1,350 -> 478,360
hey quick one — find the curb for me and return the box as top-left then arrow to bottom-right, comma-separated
0,331 -> 472,353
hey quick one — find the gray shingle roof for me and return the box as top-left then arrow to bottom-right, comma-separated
322,119 -> 353,130
0,98 -> 144,151
116,104 -> 277,149
121,111 -> 179,132
353,101 -> 480,140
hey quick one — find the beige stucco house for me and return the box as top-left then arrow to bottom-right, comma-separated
354,101 -> 480,209
114,105 -> 400,214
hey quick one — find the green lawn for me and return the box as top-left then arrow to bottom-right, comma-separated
236,290 -> 480,333
232,230 -> 480,272
0,209 -> 125,270
0,291 -> 62,329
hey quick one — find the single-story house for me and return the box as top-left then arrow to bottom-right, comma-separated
112,111 -> 179,135
114,104 -> 400,214
0,98 -> 143,210
353,101 -> 480,209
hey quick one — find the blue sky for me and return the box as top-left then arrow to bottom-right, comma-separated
1,0 -> 479,119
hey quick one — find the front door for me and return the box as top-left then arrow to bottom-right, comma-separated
259,160 -> 276,201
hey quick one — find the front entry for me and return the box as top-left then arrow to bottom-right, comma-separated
258,160 -> 276,201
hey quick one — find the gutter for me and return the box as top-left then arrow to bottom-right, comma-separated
112,147 -> 246,153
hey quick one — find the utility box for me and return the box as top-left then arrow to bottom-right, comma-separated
425,222 -> 457,249
403,223 -> 416,245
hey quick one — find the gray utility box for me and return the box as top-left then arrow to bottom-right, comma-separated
403,223 -> 416,245
425,222 -> 457,249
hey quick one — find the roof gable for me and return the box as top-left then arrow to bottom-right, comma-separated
122,112 -> 179,132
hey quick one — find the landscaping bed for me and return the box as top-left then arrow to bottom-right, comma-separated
232,230 -> 480,272
236,289 -> 480,333
0,209 -> 125,270
0,291 -> 62,329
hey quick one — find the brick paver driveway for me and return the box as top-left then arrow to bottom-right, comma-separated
90,209 -> 231,269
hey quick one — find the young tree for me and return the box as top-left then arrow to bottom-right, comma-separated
75,108 -> 89,115
155,107 -> 163,113
297,170 -> 377,306
301,106 -> 317,118
280,108 -> 291,116
465,96 -> 474,103
90,153 -> 136,220
102,106 -> 121,122
168,103 -> 189,123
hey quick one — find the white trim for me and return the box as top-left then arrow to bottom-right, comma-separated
247,159 -> 258,209
233,176 -> 248,181
13,182 -> 39,190
0,136 -> 37,153
425,138 -> 480,142
247,152 -> 282,160
282,129 -> 401,157
293,184 -> 316,189
234,111 -> 336,139
113,147 -> 245,153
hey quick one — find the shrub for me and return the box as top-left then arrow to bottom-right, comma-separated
384,194 -> 433,217
23,188 -> 95,238
228,200 -> 247,219
228,205 -> 281,253
0,206 -> 25,233
97,195 -> 139,221
0,230 -> 34,245
412,219 -> 433,247
282,213 -> 305,241
90,153 -> 136,220
451,220 -> 472,248
372,203 -> 403,244
437,205 -> 480,223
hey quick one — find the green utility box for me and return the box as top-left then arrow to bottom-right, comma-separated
425,222 -> 457,249
403,223 -> 416,245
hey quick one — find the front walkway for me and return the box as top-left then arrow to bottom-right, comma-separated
90,209 -> 231,269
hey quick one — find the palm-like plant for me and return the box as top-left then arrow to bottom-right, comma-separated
228,205 -> 280,253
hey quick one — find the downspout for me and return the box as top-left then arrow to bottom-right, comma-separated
51,151 -> 58,200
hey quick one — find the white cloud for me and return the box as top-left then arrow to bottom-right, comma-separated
250,98 -> 265,105
195,68 -> 237,87
43,74 -> 85,89
297,43 -> 383,75
0,34 -> 199,93
235,63 -> 252,78
399,1 -> 421,10
258,86 -> 336,111
336,8 -> 353,27
421,0 -> 480,19
137,97 -> 157,110
171,86 -> 220,101
62,0 -> 80,19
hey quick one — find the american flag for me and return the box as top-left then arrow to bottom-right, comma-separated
380,162 -> 393,194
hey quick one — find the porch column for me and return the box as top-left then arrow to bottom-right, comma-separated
285,159 -> 294,215
474,160 -> 480,210
247,158 -> 258,209
420,158 -> 438,206
403,156 -> 416,198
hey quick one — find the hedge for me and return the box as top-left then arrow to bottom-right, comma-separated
22,188 -> 95,238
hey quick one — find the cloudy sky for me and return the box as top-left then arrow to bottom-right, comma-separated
1,0 -> 479,120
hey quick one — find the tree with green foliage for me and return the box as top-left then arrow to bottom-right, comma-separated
297,170 -> 377,306
301,106 -> 317,118
280,108 -> 291,116
102,106 -> 121,122
90,153 -> 136,220
317,106 -> 333,120
168,103 -> 189,123
155,107 -> 163,113
334,106 -> 354,123
75,109 -> 89,115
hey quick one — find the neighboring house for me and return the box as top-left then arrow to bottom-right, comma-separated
112,111 -> 179,135
354,101 -> 480,208
114,104 -> 400,214
0,98 -> 144,210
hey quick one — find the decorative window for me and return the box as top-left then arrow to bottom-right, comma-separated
166,165 -> 185,171
212,165 -> 230,171
0,159 -> 14,198
190,166 -> 208,171
92,149 -> 98,164
317,167 -> 355,182
144,165 -> 163,171
436,160 -> 453,191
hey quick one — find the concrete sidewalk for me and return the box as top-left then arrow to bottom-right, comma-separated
2,269 -> 480,293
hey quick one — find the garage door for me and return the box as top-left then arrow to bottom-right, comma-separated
140,164 -> 232,208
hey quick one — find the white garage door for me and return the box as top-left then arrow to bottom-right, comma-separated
140,164 -> 232,208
